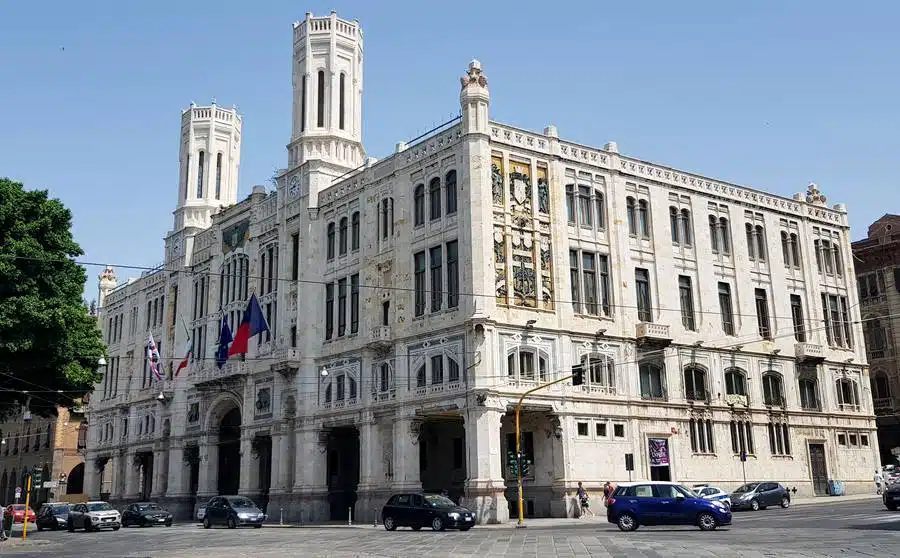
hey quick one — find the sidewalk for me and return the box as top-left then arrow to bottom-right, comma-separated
791,493 -> 881,506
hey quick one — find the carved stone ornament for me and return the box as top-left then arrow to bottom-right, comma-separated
805,183 -> 827,206
409,420 -> 422,445
460,60 -> 488,90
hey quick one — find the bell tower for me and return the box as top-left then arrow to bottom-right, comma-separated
287,11 -> 365,201
173,100 -> 242,231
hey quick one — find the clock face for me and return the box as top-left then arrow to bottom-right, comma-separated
289,175 -> 301,197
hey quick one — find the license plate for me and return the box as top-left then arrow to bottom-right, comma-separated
158,518 -> 166,522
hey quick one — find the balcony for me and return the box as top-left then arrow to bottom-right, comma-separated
270,348 -> 302,377
685,390 -> 711,404
724,394 -> 749,407
635,323 -> 672,348
193,361 -> 249,386
367,325 -> 392,351
763,394 -> 786,408
875,397 -> 897,416
794,342 -> 825,364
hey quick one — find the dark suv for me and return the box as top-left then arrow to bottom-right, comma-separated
381,493 -> 475,531
729,482 -> 791,511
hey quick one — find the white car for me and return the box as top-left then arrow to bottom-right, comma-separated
66,501 -> 121,532
693,485 -> 732,509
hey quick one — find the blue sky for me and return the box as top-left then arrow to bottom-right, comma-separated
1,1 -> 897,300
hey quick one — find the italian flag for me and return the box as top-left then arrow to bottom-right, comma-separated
175,318 -> 193,376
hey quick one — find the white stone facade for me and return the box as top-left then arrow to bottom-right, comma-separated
84,11 -> 878,524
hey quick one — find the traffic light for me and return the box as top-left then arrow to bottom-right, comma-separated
520,457 -> 531,477
572,365 -> 584,386
507,450 -> 519,477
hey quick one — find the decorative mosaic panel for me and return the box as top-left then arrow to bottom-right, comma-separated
491,156 -> 504,205
537,165 -> 549,215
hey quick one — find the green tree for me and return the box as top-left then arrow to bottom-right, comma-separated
0,178 -> 106,417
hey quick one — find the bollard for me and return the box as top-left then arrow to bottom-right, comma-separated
348,507 -> 352,526
280,507 -> 284,526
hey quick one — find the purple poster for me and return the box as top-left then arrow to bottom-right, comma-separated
649,438 -> 669,466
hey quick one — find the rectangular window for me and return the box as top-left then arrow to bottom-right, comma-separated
414,251 -> 426,316
300,75 -> 307,132
577,422 -> 589,436
337,278 -> 347,337
430,246 -> 443,312
755,288 -> 771,339
596,422 -> 607,437
578,186 -> 592,227
446,240 -> 459,308
215,153 -> 222,200
325,283 -> 334,340
350,274 -> 359,334
290,325 -> 297,348
678,275 -> 696,331
822,293 -> 852,348
566,185 -> 576,225
569,250 -> 581,314
431,355 -> 444,384
598,255 -> 611,316
719,282 -> 734,335
582,253 -> 597,315
382,300 -> 390,326
635,268 -> 652,322
196,151 -> 205,198
291,233 -> 299,280
338,73 -> 346,130
790,294 -> 806,342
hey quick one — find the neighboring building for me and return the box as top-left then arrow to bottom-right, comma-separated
0,404 -> 87,506
84,11 -> 877,524
853,214 -> 900,465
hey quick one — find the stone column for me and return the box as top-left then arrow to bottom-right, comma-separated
293,424 -> 327,522
463,401 -> 508,524
549,414 -> 575,518
269,424 -> 286,495
151,450 -> 166,498
166,442 -> 185,497
124,452 -> 141,499
197,435 -> 217,499
356,412 -> 380,523
238,433 -> 254,495
84,457 -> 99,499
392,410 -> 421,492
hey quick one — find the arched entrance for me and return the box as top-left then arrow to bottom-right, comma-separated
66,463 -> 85,494
326,427 -> 359,520
217,407 -> 241,495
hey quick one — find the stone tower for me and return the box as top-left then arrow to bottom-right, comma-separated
97,266 -> 117,313
287,11 -> 365,206
172,101 -> 243,231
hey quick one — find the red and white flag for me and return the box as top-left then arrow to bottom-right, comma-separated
147,332 -> 162,381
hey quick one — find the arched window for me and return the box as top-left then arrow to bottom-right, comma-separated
745,223 -> 756,260
639,361 -> 666,400
338,217 -> 348,255
755,225 -> 766,261
416,364 -> 426,388
670,207 -> 680,244
708,215 -> 719,252
780,231 -> 790,266
351,211 -> 360,251
413,184 -> 425,226
324,383 -> 332,404
300,74 -> 307,132
429,177 -> 441,220
719,217 -> 731,255
379,363 -> 391,392
317,70 -> 326,128
448,356 -> 460,383
507,349 -> 549,383
865,317 -> 888,358
326,222 -> 336,260
689,418 -> 715,454
596,191 -> 606,230
872,373 -> 891,409
338,73 -> 346,130
585,354 -> 616,395
445,170 -> 458,215
215,153 -> 223,200
637,199 -> 650,238
762,372 -> 785,407
789,233 -> 801,267
196,150 -> 205,198
835,378 -> 860,410
724,368 -> 747,397
683,366 -> 708,402
626,197 -> 637,235
381,199 -> 390,240
680,209 -> 692,246
672,208 -> 692,246
798,376 -> 820,410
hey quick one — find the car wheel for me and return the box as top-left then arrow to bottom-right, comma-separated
431,516 -> 445,531
113,526 -> 120,531
140,517 -> 148,527
780,497 -> 790,508
67,520 -> 75,532
617,513 -> 638,532
84,519 -> 93,532
203,517 -> 211,529
750,499 -> 760,511
165,520 -> 173,527
226,517 -> 236,529
383,516 -> 397,531
697,512 -> 717,531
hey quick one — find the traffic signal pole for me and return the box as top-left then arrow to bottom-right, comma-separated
515,372 -> 578,528
22,474 -> 31,540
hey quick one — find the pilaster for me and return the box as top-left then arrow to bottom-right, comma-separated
197,435 -> 217,498
391,410 -> 422,493
463,399 -> 508,524
238,433 -> 254,494
166,442 -> 186,497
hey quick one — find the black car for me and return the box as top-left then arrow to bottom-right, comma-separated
202,496 -> 266,529
883,482 -> 900,511
122,502 -> 173,527
381,493 -> 476,531
729,482 -> 791,511
36,503 -> 70,531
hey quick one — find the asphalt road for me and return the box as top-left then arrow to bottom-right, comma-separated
1,499 -> 898,557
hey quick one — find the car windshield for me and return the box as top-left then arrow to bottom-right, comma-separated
733,483 -> 759,493
52,505 -> 70,514
674,485 -> 699,498
137,504 -> 162,510
228,497 -> 255,508
423,495 -> 456,508
87,503 -> 112,512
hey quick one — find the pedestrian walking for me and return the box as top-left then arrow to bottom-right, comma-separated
875,469 -> 885,495
576,482 -> 593,518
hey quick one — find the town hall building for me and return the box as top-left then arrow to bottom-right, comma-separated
84,11 -> 878,523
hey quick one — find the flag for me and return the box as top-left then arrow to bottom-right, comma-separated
215,314 -> 233,369
147,333 -> 162,380
228,294 -> 269,357
175,317 -> 193,377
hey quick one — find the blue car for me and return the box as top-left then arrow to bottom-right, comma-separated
606,481 -> 732,531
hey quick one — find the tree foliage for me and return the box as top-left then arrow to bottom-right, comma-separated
0,178 -> 106,417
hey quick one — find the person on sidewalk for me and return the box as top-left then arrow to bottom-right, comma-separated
875,469 -> 885,495
576,482 -> 593,518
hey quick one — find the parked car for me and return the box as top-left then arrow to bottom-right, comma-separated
606,481 -> 731,532
693,485 -> 732,509
381,493 -> 476,531
883,482 -> 900,511
201,496 -> 265,529
729,482 -> 791,511
66,501 -> 121,531
122,502 -> 173,527
4,504 -> 36,524
36,503 -> 70,530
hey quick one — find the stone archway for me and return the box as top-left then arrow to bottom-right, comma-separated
67,463 -> 85,494
217,407 -> 242,495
